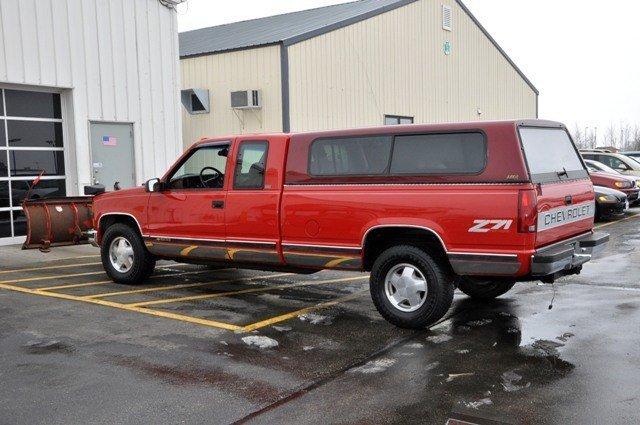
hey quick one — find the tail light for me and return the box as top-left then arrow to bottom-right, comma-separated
518,189 -> 538,233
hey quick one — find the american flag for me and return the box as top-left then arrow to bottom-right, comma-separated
102,135 -> 117,146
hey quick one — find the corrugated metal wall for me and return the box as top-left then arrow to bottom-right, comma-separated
287,0 -> 537,131
180,45 -> 282,148
0,0 -> 181,191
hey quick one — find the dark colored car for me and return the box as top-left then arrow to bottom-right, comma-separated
587,167 -> 640,204
594,186 -> 628,220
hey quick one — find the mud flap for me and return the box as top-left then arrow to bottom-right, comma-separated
22,197 -> 94,252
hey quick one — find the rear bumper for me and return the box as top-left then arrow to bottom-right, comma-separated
530,231 -> 609,277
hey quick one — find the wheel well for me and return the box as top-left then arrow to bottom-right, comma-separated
99,215 -> 141,241
362,227 -> 451,272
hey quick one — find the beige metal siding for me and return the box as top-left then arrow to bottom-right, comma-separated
287,0 -> 537,131
181,45 -> 282,148
0,0 -> 182,190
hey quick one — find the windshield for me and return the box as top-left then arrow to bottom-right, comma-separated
519,127 -> 588,183
585,160 -> 619,174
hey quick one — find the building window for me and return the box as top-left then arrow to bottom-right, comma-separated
0,88 -> 66,240
384,115 -> 414,125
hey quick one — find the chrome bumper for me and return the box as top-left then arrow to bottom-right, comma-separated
530,231 -> 609,277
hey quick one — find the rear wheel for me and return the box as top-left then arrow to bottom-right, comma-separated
456,277 -> 515,300
101,223 -> 156,284
370,245 -> 454,329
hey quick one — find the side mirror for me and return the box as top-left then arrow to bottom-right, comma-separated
145,178 -> 162,193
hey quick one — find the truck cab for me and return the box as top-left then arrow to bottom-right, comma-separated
23,120 -> 608,329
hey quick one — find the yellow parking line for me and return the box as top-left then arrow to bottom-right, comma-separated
0,261 -> 102,275
38,279 -> 113,291
0,270 -> 107,285
0,281 -> 241,331
129,275 -> 368,308
241,289 -> 368,332
37,268 -> 217,291
595,212 -> 640,229
84,272 -> 294,299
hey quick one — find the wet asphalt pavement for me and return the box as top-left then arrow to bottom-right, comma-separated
0,214 -> 639,424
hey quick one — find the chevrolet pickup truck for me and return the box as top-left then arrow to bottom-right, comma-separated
22,120 -> 609,328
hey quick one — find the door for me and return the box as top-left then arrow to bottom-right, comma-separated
90,122 -> 135,189
146,142 -> 230,261
225,139 -> 281,264
518,126 -> 595,247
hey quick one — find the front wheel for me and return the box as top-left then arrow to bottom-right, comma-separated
456,278 -> 515,300
370,245 -> 454,329
101,223 -> 156,284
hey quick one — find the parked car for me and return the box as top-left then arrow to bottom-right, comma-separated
594,186 -> 628,220
584,159 -> 640,188
586,165 -> 640,205
581,151 -> 640,176
621,151 -> 640,163
23,120 -> 609,329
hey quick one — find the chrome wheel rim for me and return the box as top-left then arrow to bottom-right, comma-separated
109,236 -> 134,273
384,263 -> 428,312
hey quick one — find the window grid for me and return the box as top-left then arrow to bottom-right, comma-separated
0,88 -> 65,239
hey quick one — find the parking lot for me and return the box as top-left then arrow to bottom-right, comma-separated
0,213 -> 639,424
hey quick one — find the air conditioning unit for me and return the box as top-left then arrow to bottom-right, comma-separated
231,90 -> 261,109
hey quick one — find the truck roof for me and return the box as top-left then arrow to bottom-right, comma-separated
193,119 -> 564,147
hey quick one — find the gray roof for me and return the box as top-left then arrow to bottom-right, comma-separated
179,0 -> 417,57
179,0 -> 538,94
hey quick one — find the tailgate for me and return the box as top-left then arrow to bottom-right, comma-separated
535,179 -> 595,247
518,125 -> 595,248
22,197 -> 94,251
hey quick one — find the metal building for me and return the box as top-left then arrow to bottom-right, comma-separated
179,0 -> 538,147
0,0 -> 182,245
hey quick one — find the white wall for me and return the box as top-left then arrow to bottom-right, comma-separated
0,0 -> 182,193
287,0 -> 537,132
181,45 -> 282,148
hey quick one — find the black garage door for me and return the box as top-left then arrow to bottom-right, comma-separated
0,89 -> 66,242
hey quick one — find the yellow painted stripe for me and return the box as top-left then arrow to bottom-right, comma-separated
180,245 -> 199,256
37,268 -> 216,291
130,275 -> 368,308
0,261 -> 102,275
0,281 -> 241,331
594,212 -> 640,229
0,270 -> 107,285
324,257 -> 357,268
241,290 -> 368,332
84,272 -> 294,299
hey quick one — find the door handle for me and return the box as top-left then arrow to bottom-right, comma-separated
212,200 -> 224,209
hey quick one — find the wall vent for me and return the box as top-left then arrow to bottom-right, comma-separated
231,90 -> 261,109
442,4 -> 453,31
181,89 -> 210,115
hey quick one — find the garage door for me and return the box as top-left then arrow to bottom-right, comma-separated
0,89 -> 66,243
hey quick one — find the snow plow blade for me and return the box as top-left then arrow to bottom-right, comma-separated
22,197 -> 94,252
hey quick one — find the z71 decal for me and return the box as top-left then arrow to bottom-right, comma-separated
468,219 -> 513,233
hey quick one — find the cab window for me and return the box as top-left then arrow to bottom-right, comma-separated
233,141 -> 268,189
167,144 -> 229,189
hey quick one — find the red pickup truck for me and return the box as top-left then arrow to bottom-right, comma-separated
23,120 -> 608,328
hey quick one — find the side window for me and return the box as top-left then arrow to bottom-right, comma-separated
390,132 -> 486,174
233,141 -> 268,189
309,136 -> 392,176
609,156 -> 629,171
167,145 -> 229,189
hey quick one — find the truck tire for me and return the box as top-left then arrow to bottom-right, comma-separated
370,245 -> 454,329
101,223 -> 156,285
456,278 -> 515,300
